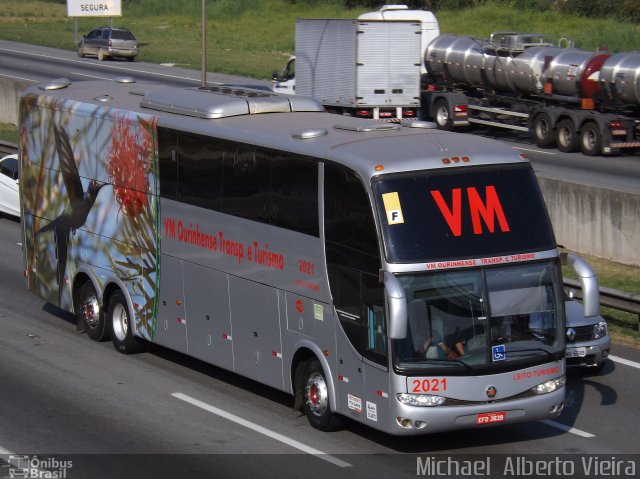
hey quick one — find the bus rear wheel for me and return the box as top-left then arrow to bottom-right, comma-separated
302,359 -> 341,431
76,280 -> 108,341
107,290 -> 144,354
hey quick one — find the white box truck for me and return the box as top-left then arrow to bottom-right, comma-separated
281,17 -> 423,120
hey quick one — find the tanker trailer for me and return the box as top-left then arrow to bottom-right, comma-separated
421,32 -> 640,156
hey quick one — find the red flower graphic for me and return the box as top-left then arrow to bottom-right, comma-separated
107,114 -> 152,216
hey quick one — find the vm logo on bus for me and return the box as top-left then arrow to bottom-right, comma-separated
430,186 -> 511,237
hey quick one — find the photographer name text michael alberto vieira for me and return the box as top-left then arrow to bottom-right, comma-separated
416,456 -> 637,476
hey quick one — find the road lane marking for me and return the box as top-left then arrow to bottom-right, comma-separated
171,392 -> 352,468
0,72 -> 38,83
514,146 -> 557,155
70,71 -> 113,80
540,419 -> 595,438
609,355 -> 640,370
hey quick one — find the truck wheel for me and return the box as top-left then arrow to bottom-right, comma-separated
556,119 -> 579,153
533,113 -> 555,147
580,122 -> 602,156
107,290 -> 144,354
433,100 -> 453,131
76,280 -> 108,341
302,359 -> 341,431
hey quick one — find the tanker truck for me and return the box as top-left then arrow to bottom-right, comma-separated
421,32 -> 640,156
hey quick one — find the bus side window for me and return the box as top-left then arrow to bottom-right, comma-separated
221,145 -> 269,223
270,153 -> 318,237
177,133 -> 223,211
158,127 -> 178,199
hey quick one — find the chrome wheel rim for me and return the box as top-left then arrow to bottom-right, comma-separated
436,106 -> 449,127
81,295 -> 100,328
112,303 -> 128,341
305,372 -> 328,417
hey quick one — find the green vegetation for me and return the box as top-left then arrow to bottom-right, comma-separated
0,123 -> 18,144
2,1 -> 640,80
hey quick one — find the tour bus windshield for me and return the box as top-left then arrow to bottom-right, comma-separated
372,164 -> 555,263
393,262 -> 565,373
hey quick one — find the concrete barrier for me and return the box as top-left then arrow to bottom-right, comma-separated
0,77 -> 638,266
538,177 -> 640,267
0,78 -> 28,125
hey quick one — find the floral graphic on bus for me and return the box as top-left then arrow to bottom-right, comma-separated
107,113 -> 152,217
20,96 -> 160,340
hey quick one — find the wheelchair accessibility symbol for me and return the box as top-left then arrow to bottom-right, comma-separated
492,345 -> 506,362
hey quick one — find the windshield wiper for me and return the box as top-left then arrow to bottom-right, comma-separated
503,348 -> 558,361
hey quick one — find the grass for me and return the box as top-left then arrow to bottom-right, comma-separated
1,1 -> 640,80
0,123 -> 18,144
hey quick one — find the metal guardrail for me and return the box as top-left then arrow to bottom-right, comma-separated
564,278 -> 640,331
0,140 -> 17,156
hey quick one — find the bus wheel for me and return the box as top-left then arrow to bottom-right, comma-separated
302,359 -> 341,431
532,113 -> 555,148
556,119 -> 579,153
580,122 -> 602,156
433,100 -> 453,131
77,280 -> 108,341
107,290 -> 144,354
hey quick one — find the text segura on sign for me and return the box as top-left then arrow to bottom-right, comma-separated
67,0 -> 122,17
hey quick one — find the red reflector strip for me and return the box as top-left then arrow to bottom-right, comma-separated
376,390 -> 389,398
222,333 -> 232,340
338,375 -> 349,383
272,351 -> 282,359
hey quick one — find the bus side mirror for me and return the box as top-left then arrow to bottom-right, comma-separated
382,271 -> 407,339
560,252 -> 600,317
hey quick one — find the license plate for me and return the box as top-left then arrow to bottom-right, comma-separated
566,347 -> 587,358
476,411 -> 505,425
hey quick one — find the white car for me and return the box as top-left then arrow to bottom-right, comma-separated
565,299 -> 611,372
0,154 -> 19,218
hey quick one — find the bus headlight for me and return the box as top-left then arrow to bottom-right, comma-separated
593,321 -> 608,339
532,376 -> 565,395
396,393 -> 446,407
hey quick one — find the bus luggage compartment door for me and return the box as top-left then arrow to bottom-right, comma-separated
229,276 -> 284,389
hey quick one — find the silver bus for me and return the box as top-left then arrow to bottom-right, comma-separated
19,78 -> 598,435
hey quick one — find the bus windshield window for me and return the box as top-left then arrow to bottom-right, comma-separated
372,164 -> 555,263
393,262 -> 563,372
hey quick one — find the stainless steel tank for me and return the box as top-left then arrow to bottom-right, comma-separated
542,49 -> 609,98
425,35 -> 489,87
426,34 -> 609,99
599,52 -> 640,105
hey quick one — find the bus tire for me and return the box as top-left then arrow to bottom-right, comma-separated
76,280 -> 108,341
532,113 -> 555,148
556,119 -> 579,153
107,290 -> 144,354
302,359 -> 341,431
580,122 -> 602,156
433,100 -> 453,131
